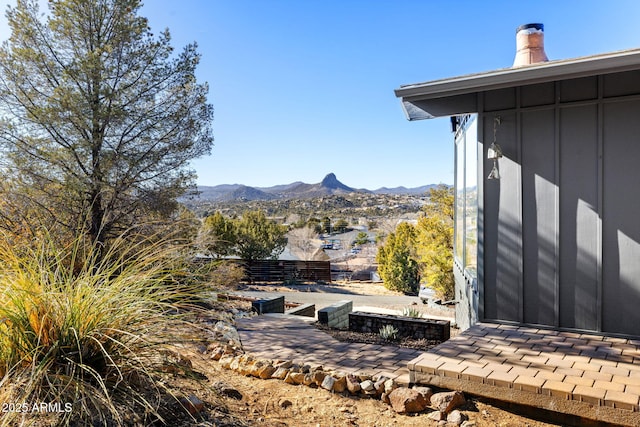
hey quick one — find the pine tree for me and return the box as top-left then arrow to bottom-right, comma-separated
0,0 -> 213,248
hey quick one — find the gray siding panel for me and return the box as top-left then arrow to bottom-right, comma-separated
559,105 -> 599,330
603,70 -> 640,98
521,83 -> 555,108
483,112 -> 521,322
602,100 -> 640,335
521,109 -> 558,326
560,77 -> 598,102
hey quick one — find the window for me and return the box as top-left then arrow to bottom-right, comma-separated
453,115 -> 478,278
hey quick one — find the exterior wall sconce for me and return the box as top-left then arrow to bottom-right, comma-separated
487,117 -> 502,180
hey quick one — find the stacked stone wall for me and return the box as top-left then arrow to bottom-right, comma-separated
349,312 -> 450,341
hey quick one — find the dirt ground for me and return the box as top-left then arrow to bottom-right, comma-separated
171,344 -> 562,427
165,283 -> 564,427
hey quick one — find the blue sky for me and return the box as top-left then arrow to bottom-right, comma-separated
3,1 -> 640,189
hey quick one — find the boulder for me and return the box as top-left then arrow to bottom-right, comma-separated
321,375 -> 336,391
285,372 -> 305,385
333,376 -> 347,393
272,367 -> 289,380
431,391 -> 466,414
346,374 -> 361,394
446,409 -> 467,425
412,386 -> 433,401
312,371 -> 326,386
360,380 -> 375,393
258,365 -> 276,379
388,388 -> 429,414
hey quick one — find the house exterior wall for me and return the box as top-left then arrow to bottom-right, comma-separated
472,69 -> 640,336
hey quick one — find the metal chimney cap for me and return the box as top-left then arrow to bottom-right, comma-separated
516,23 -> 544,33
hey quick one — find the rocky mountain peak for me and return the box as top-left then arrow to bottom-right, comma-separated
320,173 -> 352,191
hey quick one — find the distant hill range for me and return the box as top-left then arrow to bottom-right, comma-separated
192,173 -> 441,202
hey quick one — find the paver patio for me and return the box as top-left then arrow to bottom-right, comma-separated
410,322 -> 640,426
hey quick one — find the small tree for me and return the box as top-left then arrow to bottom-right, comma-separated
201,210 -> 287,262
333,219 -> 349,233
376,222 -> 420,293
321,216 -> 332,234
0,0 -> 213,249
415,185 -> 454,300
234,211 -> 287,262
200,212 -> 237,258
354,231 -> 370,246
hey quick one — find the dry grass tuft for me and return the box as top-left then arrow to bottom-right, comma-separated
0,232 -> 212,426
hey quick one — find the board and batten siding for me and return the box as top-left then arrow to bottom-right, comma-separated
479,70 -> 640,336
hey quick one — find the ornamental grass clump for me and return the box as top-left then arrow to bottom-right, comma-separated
378,324 -> 399,341
401,306 -> 422,318
0,233 -> 210,426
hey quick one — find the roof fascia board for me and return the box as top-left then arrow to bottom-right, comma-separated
395,49 -> 640,102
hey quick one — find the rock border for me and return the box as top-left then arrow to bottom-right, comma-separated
207,320 -> 470,424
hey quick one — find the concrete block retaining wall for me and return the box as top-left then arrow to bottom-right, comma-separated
285,303 -> 315,317
349,312 -> 450,341
317,300 -> 352,329
251,296 -> 285,315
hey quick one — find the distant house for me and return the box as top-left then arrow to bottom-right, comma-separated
395,23 -> 640,337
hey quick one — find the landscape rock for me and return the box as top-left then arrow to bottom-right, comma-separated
257,364 -> 276,379
388,388 -> 429,414
384,379 -> 397,394
279,399 -> 293,409
285,372 -> 305,385
321,375 -> 336,391
360,380 -> 375,393
446,409 -> 467,425
276,360 -> 293,369
374,376 -> 389,392
345,374 -> 361,394
180,395 -> 205,415
427,410 -> 444,421
272,367 -> 289,380
333,375 -> 347,393
431,391 -> 466,414
412,386 -> 433,401
303,373 -> 315,386
212,381 -> 243,400
218,355 -> 234,369
312,370 -> 326,386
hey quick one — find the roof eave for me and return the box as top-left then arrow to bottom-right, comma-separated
395,48 -> 640,120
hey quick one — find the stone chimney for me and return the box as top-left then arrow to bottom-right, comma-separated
513,23 -> 549,67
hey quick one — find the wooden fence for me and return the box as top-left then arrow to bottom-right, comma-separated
239,260 -> 331,283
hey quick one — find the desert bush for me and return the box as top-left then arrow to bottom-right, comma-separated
0,232 -> 209,426
209,261 -> 246,290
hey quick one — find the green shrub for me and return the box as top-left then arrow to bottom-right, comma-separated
0,232 -> 209,426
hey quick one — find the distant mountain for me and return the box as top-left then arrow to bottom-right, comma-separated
193,173 -> 438,202
222,185 -> 276,201
373,184 -> 440,195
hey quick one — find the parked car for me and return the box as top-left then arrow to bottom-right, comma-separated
418,285 -> 435,304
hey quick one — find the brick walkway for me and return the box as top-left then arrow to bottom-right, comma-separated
235,313 -> 416,384
410,322 -> 640,425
